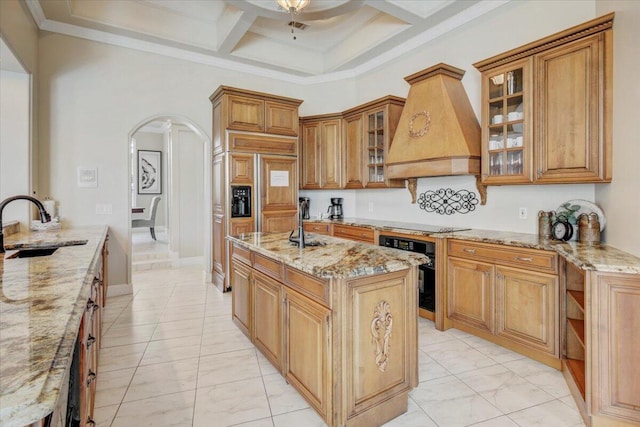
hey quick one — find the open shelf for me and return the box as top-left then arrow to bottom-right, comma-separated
567,318 -> 585,346
566,358 -> 586,399
567,290 -> 585,312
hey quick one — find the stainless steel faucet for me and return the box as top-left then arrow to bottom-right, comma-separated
0,195 -> 51,253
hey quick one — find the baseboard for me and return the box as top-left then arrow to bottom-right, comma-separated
107,283 -> 133,297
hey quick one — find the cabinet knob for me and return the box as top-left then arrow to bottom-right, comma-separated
515,256 -> 533,262
463,248 -> 476,254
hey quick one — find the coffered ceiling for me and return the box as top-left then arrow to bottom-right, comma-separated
25,0 -> 509,82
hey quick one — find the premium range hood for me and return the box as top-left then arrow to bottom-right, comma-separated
386,63 -> 481,181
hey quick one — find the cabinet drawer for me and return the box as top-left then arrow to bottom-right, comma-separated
284,266 -> 330,307
332,224 -> 375,244
303,222 -> 331,235
231,243 -> 251,265
448,240 -> 557,273
253,252 -> 283,280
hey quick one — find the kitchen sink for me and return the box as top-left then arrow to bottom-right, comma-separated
7,247 -> 59,258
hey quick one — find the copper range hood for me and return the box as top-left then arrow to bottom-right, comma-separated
386,63 -> 485,203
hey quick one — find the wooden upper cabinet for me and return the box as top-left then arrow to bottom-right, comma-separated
343,96 -> 405,189
266,101 -> 299,136
210,86 -> 303,137
474,13 -> 613,185
229,152 -> 254,184
227,95 -> 265,133
343,113 -> 364,189
535,33 -> 611,183
299,114 -> 342,190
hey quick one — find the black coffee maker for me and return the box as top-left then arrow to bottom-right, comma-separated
299,197 -> 310,220
327,197 -> 343,220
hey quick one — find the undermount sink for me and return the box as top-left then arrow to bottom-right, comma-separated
7,247 -> 59,258
5,240 -> 88,259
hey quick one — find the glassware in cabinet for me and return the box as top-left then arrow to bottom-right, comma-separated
481,59 -> 532,184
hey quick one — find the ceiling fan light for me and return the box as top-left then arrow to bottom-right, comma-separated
276,0 -> 310,13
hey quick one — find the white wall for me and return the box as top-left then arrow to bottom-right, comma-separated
0,70 -> 31,227
594,0 -> 640,256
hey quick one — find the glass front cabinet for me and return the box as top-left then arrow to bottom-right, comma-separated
481,58 -> 533,184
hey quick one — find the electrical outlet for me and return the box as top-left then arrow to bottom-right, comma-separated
368,202 -> 374,213
519,207 -> 528,220
96,203 -> 113,215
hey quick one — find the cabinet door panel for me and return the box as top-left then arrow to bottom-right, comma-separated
591,273 -> 640,423
230,218 -> 254,236
261,210 -> 297,233
301,123 -> 321,189
284,289 -> 331,422
344,114 -> 364,189
266,101 -> 298,136
496,267 -> 558,355
230,260 -> 252,338
320,119 -> 342,189
227,95 -> 264,133
253,271 -> 282,371
536,34 -> 605,182
447,257 -> 495,333
229,153 -> 254,184
261,155 -> 297,211
212,214 -> 225,287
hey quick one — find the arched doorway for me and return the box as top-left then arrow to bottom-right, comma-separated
127,115 -> 212,284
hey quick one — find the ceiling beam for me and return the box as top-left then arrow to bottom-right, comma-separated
217,10 -> 258,54
364,0 -> 423,24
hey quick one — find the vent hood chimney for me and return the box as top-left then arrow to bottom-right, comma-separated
387,63 -> 481,180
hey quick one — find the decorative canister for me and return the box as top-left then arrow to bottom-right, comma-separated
578,213 -> 601,245
538,210 -> 554,239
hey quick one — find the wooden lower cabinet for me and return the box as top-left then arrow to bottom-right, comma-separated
447,240 -> 559,367
230,259 -> 252,338
496,266 -> 558,355
284,287 -> 331,419
447,257 -> 495,334
229,241 -> 418,426
332,224 -> 375,244
253,271 -> 283,371
563,269 -> 640,427
303,222 -> 331,235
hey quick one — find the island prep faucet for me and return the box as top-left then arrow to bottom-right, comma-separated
0,195 -> 51,253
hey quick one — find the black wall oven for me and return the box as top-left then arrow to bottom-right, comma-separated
379,235 -> 436,316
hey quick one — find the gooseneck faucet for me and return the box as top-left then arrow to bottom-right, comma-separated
0,195 -> 51,253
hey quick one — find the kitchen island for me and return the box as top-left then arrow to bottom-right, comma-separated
0,226 -> 109,427
227,232 -> 427,427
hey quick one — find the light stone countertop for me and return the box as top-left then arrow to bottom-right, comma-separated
0,226 -> 109,427
306,218 -> 640,274
228,231 -> 428,279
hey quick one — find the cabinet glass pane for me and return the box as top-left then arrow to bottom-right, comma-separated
506,68 -> 523,95
376,111 -> 383,127
490,100 -> 504,125
489,74 -> 504,99
489,128 -> 505,151
506,95 -> 524,122
506,124 -> 523,148
368,114 -> 375,129
489,152 -> 504,176
507,150 -> 523,175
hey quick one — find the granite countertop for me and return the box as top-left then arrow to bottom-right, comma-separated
228,231 -> 428,279
305,218 -> 640,274
0,226 -> 109,427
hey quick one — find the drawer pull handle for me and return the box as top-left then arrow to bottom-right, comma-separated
515,256 -> 533,262
87,371 -> 97,386
463,248 -> 476,254
87,417 -> 96,426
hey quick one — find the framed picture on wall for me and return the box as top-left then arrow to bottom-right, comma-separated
138,150 -> 162,194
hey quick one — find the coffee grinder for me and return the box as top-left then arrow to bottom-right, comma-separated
327,197 -> 343,220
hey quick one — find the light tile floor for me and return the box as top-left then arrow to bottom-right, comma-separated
95,265 -> 585,427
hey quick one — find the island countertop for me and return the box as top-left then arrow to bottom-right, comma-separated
0,226 -> 109,427
228,231 -> 428,279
